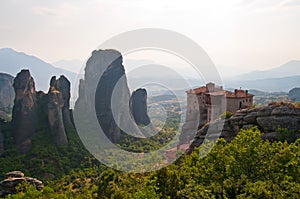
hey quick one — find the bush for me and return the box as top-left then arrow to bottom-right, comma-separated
220,111 -> 233,119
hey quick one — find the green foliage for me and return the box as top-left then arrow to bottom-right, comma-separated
220,111 -> 233,119
118,103 -> 180,153
0,122 -> 96,181
2,125 -> 300,198
277,128 -> 298,143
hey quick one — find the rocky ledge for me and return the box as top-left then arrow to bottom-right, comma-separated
186,102 -> 300,154
0,171 -> 43,197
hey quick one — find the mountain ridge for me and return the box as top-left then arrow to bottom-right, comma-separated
234,60 -> 300,81
0,48 -> 77,91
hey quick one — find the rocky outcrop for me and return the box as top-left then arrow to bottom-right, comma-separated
0,171 -> 43,197
186,103 -> 300,154
49,76 -> 73,128
130,88 -> 151,126
289,88 -> 300,102
95,50 -> 133,143
10,70 -> 72,152
48,87 -> 68,145
0,73 -> 14,114
46,75 -> 73,145
12,70 -> 37,153
76,49 -> 135,143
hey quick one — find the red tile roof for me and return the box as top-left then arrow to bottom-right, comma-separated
186,86 -> 206,94
187,85 -> 254,98
225,90 -> 254,98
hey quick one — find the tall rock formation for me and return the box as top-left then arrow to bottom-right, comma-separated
49,76 -> 73,128
0,73 -> 15,117
47,88 -> 68,145
75,49 -> 140,143
130,88 -> 151,126
12,70 -> 37,153
45,76 -> 70,145
186,102 -> 300,154
9,70 -> 72,152
94,50 -> 131,143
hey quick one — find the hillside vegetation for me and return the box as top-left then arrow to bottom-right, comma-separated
1,127 -> 299,198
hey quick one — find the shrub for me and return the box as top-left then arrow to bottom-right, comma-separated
220,111 -> 233,119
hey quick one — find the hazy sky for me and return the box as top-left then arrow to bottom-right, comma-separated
0,0 -> 299,74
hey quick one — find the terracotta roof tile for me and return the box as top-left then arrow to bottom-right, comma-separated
226,90 -> 254,98
186,85 -> 254,98
186,86 -> 207,94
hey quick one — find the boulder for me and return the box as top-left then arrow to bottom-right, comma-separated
11,70 -> 37,153
5,171 -> 24,178
0,171 -> 43,197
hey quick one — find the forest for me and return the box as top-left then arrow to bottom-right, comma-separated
1,124 -> 299,198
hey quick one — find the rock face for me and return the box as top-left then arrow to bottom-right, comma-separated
289,88 -> 300,102
0,171 -> 43,197
130,88 -> 151,126
0,73 -> 14,114
46,76 -> 73,145
186,103 -> 300,154
95,50 -> 132,143
76,49 -> 133,143
12,70 -> 37,153
49,76 -> 73,128
10,70 -> 72,152
48,87 -> 68,145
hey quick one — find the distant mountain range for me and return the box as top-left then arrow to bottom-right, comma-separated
0,48 -> 299,93
225,75 -> 300,92
223,60 -> 300,92
0,48 -> 78,91
234,60 -> 300,80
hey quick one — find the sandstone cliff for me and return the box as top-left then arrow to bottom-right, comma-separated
186,102 -> 300,154
12,70 -> 37,153
0,73 -> 14,113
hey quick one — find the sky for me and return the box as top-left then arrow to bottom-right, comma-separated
0,0 -> 300,77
